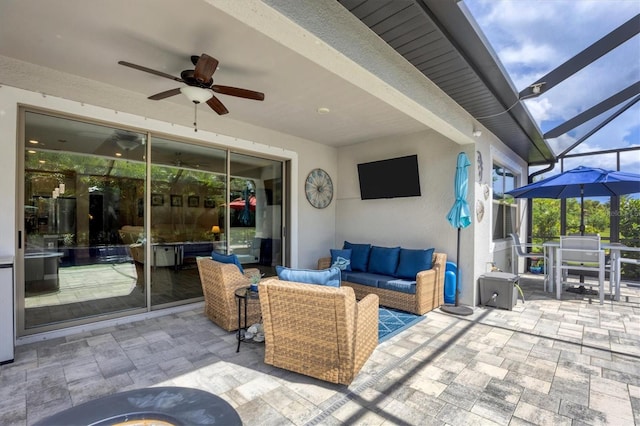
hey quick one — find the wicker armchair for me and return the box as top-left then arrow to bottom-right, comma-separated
258,278 -> 379,385
196,258 -> 262,332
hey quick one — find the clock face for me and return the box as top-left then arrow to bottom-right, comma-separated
305,168 -> 333,209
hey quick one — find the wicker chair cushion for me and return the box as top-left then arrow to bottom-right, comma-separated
211,252 -> 244,274
395,248 -> 434,279
343,241 -> 371,272
368,246 -> 401,276
276,266 -> 341,287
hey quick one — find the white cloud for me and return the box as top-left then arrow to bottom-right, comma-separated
498,42 -> 558,68
523,97 -> 553,122
464,0 -> 640,158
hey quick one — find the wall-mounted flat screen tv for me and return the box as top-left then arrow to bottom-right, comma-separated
357,155 -> 421,200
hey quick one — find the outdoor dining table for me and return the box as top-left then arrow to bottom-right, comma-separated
543,241 -> 639,301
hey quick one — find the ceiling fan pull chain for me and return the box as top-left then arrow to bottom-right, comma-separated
193,102 -> 198,132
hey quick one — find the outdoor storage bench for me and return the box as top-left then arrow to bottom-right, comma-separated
318,242 -> 446,315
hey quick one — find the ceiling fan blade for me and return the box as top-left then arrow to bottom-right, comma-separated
193,54 -> 219,84
148,88 -> 182,100
118,61 -> 183,82
212,85 -> 265,101
206,94 -> 229,115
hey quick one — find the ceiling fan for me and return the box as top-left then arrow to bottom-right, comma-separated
118,54 -> 265,116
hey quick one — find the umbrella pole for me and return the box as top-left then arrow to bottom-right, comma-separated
455,226 -> 461,306
567,184 -> 597,295
580,185 -> 585,235
440,227 -> 473,316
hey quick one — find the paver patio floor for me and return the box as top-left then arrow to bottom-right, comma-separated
1,275 -> 638,425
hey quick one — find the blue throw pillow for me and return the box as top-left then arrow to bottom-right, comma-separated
212,251 -> 244,274
343,241 -> 371,272
395,248 -> 434,279
276,266 -> 341,287
368,246 -> 401,276
330,249 -> 352,271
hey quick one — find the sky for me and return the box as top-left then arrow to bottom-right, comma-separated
463,0 -> 640,176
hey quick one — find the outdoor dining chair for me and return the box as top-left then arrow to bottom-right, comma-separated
509,233 -> 548,290
556,235 -> 606,304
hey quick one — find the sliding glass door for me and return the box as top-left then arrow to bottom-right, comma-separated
18,109 -> 285,335
148,137 -> 227,307
21,112 -> 147,332
229,153 -> 283,276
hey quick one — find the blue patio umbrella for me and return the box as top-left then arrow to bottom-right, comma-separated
507,165 -> 640,294
238,187 -> 252,226
506,166 -> 640,234
441,152 -> 473,316
446,152 -> 472,230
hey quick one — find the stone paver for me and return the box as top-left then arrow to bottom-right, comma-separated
0,275 -> 638,425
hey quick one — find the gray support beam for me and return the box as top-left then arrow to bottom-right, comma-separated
558,94 -> 640,157
519,14 -> 640,98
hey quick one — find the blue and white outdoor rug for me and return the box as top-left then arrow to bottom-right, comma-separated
378,307 -> 424,343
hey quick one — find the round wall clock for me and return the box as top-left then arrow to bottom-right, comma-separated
305,168 -> 333,209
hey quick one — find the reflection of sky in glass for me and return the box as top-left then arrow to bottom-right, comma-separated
463,0 -> 639,168
492,165 -> 516,199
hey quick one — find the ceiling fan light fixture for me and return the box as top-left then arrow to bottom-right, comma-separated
116,138 -> 141,151
180,86 -> 212,104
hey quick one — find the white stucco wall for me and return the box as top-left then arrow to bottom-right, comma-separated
334,129 -> 478,305
472,129 -> 528,304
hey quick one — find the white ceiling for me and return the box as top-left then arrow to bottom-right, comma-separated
0,0 -> 432,146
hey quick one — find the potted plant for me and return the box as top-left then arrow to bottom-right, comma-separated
529,257 -> 544,274
249,273 -> 262,292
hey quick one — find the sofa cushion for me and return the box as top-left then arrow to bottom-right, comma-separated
378,278 -> 417,294
343,241 -> 371,272
341,271 -> 389,288
276,266 -> 341,288
330,248 -> 352,271
395,248 -> 435,279
212,252 -> 244,274
368,246 -> 401,276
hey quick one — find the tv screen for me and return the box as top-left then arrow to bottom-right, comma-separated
357,155 -> 421,200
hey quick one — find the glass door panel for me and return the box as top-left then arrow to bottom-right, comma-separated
149,137 -> 227,307
22,112 -> 147,332
229,153 -> 283,277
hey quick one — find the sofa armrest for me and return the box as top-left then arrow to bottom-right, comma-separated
415,253 -> 446,308
431,252 -> 447,271
318,257 -> 331,269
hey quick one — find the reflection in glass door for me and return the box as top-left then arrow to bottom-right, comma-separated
149,138 -> 227,307
21,112 -> 147,332
229,153 -> 283,277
